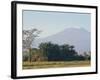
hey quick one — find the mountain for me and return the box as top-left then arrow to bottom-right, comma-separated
32,28 -> 90,54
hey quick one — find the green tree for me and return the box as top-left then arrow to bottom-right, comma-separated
39,42 -> 61,61
39,42 -> 78,61
60,44 -> 77,60
83,52 -> 91,60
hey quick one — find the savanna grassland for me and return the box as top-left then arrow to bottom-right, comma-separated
23,60 -> 90,69
22,29 -> 91,69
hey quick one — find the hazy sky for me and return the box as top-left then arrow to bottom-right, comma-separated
23,10 -> 91,38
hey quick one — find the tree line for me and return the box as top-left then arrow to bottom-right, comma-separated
23,42 -> 90,62
39,42 -> 90,61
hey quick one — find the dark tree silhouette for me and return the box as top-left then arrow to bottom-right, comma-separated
39,42 -> 79,61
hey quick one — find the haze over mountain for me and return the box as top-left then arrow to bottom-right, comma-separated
32,28 -> 90,54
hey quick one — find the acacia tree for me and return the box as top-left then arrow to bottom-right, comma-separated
23,28 -> 41,62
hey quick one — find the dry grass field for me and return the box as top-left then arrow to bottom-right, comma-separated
23,60 -> 90,69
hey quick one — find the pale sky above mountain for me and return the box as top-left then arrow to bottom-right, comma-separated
23,10 -> 91,38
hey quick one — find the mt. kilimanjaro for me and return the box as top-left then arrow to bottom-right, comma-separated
32,28 -> 90,54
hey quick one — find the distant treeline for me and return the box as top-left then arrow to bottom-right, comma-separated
23,42 -> 90,62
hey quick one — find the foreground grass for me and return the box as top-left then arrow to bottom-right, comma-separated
23,60 -> 90,69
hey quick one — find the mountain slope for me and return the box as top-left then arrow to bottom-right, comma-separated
32,28 -> 90,54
